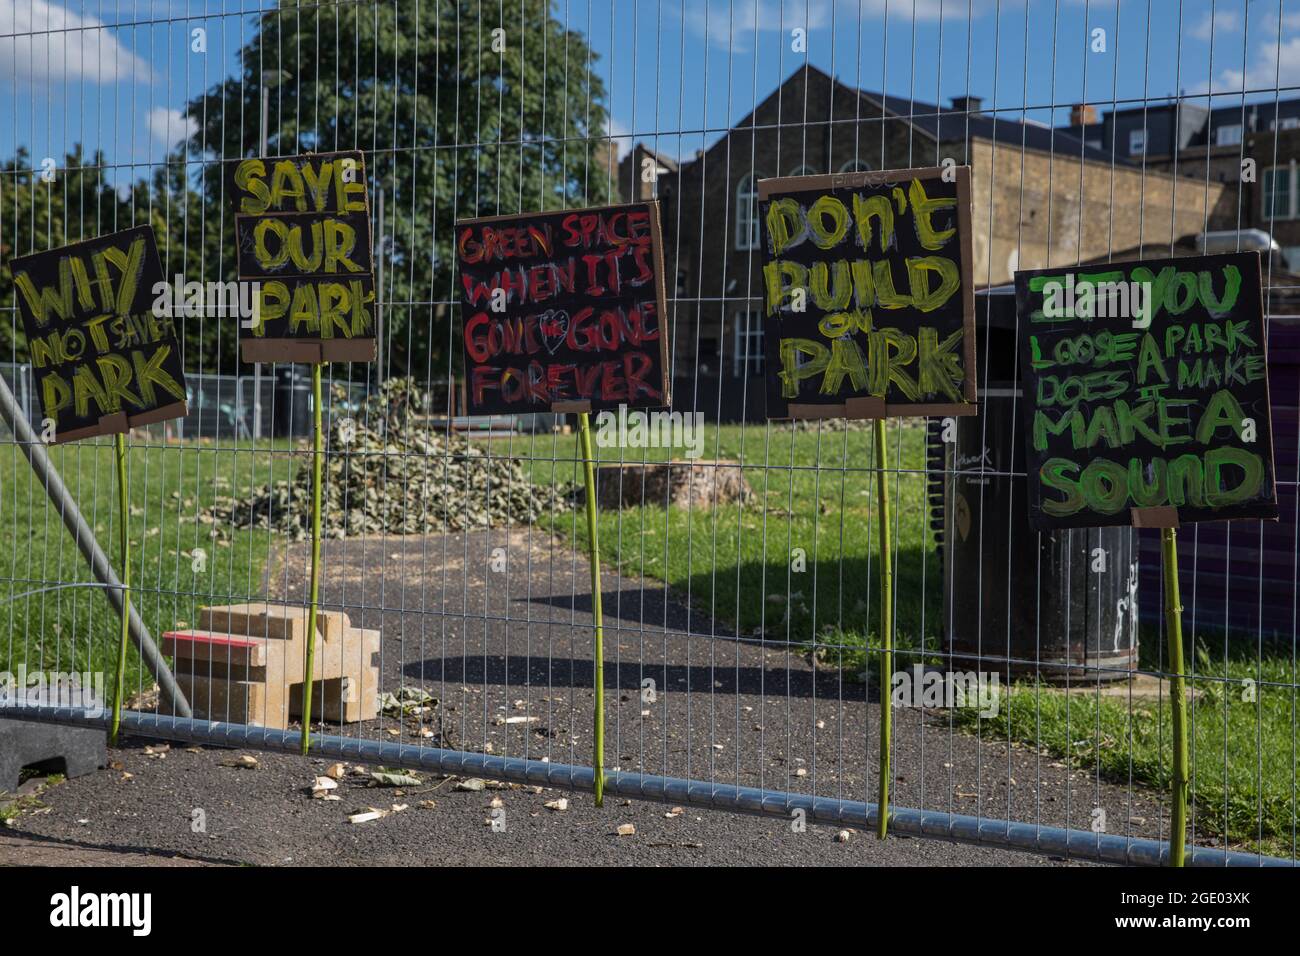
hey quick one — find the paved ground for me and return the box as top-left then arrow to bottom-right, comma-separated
0,530 -> 1173,867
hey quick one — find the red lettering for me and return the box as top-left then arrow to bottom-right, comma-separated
624,351 -> 660,402
465,313 -> 492,363
600,360 -> 627,401
471,364 -> 501,406
457,227 -> 483,264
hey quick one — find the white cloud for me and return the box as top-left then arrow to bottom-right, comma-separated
683,0 -> 963,47
1191,7 -> 1240,42
607,117 -> 632,160
1212,34 -> 1300,92
0,0 -> 154,85
145,106 -> 198,145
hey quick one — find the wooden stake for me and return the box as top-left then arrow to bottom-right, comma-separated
874,417 -> 893,840
577,412 -> 605,806
109,433 -> 131,747
1161,526 -> 1189,866
300,363 -> 324,755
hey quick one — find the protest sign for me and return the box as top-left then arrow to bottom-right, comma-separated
456,201 -> 670,414
758,165 -> 976,419
11,225 -> 187,442
230,150 -> 376,363
1015,251 -> 1277,530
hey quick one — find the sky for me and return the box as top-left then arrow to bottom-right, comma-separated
0,0 -> 1298,186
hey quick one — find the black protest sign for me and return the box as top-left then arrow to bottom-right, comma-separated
456,201 -> 670,415
230,150 -> 376,363
758,165 -> 977,419
10,226 -> 187,443
1015,251 -> 1277,531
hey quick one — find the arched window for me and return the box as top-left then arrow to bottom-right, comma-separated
735,173 -> 761,251
838,158 -> 872,173
789,164 -> 817,177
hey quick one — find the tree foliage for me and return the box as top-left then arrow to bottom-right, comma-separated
181,0 -> 615,374
3,0 -> 616,377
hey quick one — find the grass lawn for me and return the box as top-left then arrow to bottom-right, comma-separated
508,419 -> 942,675
0,436 -> 284,699
953,647 -> 1298,856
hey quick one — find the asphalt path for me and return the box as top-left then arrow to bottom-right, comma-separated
2,530 -> 1172,867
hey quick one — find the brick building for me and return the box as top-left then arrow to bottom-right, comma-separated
624,65 -> 1234,421
1061,97 -> 1300,269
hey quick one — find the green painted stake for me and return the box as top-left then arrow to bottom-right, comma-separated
577,411 -> 605,807
1161,526 -> 1189,867
300,362 -> 325,756
874,417 -> 893,840
109,433 -> 131,748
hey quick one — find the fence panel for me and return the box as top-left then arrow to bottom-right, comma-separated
1,0 -> 1296,867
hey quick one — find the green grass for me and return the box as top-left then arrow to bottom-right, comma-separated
953,647 -> 1298,856
504,420 -> 941,677
0,436 -> 284,695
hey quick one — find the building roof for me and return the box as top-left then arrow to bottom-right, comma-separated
662,64 -> 1125,176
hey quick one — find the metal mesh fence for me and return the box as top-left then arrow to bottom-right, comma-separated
1,0 -> 1297,866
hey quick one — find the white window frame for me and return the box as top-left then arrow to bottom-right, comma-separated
1128,128 -> 1146,155
735,173 -> 761,251
1215,123 -> 1242,147
1263,164 -> 1298,221
1270,117 -> 1300,131
732,311 -> 765,377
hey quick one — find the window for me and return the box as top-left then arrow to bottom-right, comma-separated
732,311 -> 765,377
1128,128 -> 1146,155
838,158 -> 871,173
1270,117 -> 1300,131
1215,124 -> 1242,146
1284,247 -> 1300,272
1263,165 -> 1298,220
789,164 -> 817,177
735,173 -> 761,250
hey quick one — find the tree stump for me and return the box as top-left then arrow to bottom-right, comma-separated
592,460 -> 752,510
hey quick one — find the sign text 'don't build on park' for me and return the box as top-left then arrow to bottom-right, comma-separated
10,225 -> 188,443
456,201 -> 670,415
1015,251 -> 1278,531
229,150 -> 376,363
758,165 -> 977,419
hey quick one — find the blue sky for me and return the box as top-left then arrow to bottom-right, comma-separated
1,0 -> 1298,185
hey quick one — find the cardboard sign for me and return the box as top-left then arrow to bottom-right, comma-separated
456,202 -> 671,415
758,166 -> 977,419
1015,251 -> 1277,530
10,226 -> 188,443
230,150 -> 376,363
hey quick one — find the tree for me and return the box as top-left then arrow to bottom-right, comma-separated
180,0 -> 616,376
0,146 -> 148,359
